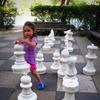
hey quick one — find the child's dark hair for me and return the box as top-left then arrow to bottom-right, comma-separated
23,21 -> 37,38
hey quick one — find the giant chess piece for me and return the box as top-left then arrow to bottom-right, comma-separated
62,56 -> 79,100
47,29 -> 56,47
64,30 -> 74,52
48,29 -> 55,42
57,47 -> 69,90
50,49 -> 61,73
63,56 -> 77,79
42,36 -> 51,50
12,44 -> 37,100
83,44 -> 98,76
64,29 -> 71,35
64,35 -> 68,46
58,46 -> 69,78
36,50 -> 46,74
47,36 -> 54,47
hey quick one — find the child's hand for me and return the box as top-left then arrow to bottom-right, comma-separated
19,37 -> 29,44
15,39 -> 22,44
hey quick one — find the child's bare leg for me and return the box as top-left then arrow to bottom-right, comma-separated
31,70 -> 42,83
31,70 -> 45,90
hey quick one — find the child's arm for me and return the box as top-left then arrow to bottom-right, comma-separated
19,37 -> 36,48
15,39 -> 21,44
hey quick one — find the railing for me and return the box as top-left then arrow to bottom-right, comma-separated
33,22 -> 67,30
90,31 -> 100,39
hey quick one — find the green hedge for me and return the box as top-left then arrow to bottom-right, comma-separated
0,1 -> 17,30
36,29 -> 65,36
31,5 -> 100,30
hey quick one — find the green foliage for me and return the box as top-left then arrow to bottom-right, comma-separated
72,0 -> 87,6
50,0 -> 60,5
31,5 -> 100,30
21,0 -> 27,13
76,30 -> 89,36
96,0 -> 100,4
0,0 -> 17,29
36,29 -> 65,36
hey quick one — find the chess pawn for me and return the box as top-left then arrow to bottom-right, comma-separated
12,44 -> 30,74
12,44 -> 37,100
50,49 -> 61,73
62,56 -> 79,100
18,75 -> 37,100
83,44 -> 98,76
36,50 -> 46,74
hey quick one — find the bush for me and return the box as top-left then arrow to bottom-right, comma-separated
36,29 -> 65,36
31,5 -> 100,30
36,29 -> 50,36
76,30 -> 91,37
0,1 -> 17,30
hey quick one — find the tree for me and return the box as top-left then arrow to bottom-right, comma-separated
0,0 -> 7,6
0,0 -> 17,29
61,0 -> 71,6
96,0 -> 100,5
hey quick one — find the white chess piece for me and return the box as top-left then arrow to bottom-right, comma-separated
64,56 -> 77,78
57,46 -> 69,78
48,29 -> 55,47
50,49 -> 61,73
83,44 -> 98,75
64,30 -> 74,52
12,44 -> 37,100
57,46 -> 70,89
62,56 -> 79,100
64,29 -> 71,35
64,35 -> 68,45
18,75 -> 37,100
42,36 -> 51,50
47,36 -> 54,47
36,50 -> 46,74
49,29 -> 55,42
67,30 -> 74,41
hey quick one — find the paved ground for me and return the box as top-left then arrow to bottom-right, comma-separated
0,30 -> 100,100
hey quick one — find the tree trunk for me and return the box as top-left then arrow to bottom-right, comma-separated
61,0 -> 71,6
0,0 -> 7,6
61,0 -> 65,6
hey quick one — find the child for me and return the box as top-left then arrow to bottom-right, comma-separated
16,21 -> 45,90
